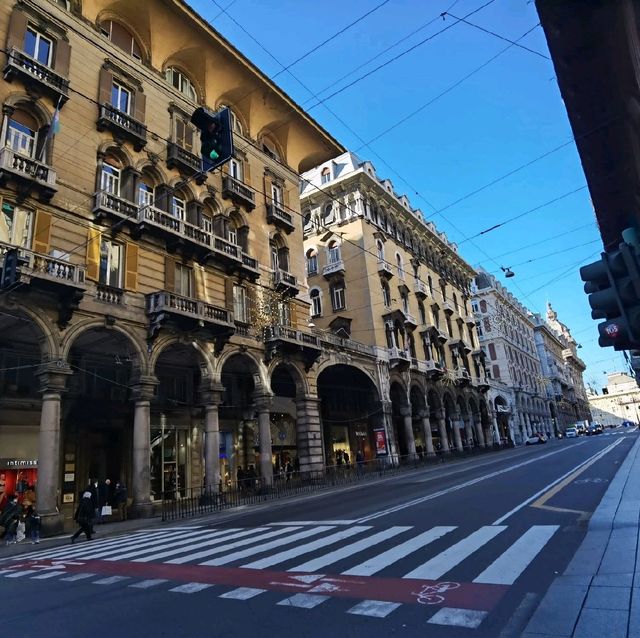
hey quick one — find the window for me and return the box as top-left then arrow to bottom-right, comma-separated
5,115 -> 37,158
310,289 -> 322,317
321,167 -> 331,184
165,67 -> 197,102
174,263 -> 192,297
480,300 -> 487,313
492,364 -> 501,379
24,27 -> 52,66
277,300 -> 291,326
0,202 -> 32,247
172,196 -> 185,220
271,183 -> 283,206
99,239 -> 123,288
233,284 -> 248,322
472,301 -> 479,313
306,249 -> 318,275
396,254 -> 404,280
488,343 -> 497,360
201,213 -> 213,234
175,115 -> 195,153
401,292 -> 409,314
331,283 -> 346,311
229,158 -> 243,181
100,20 -> 142,60
453,293 -> 459,313
418,301 -> 426,325
100,162 -> 120,195
428,276 -> 433,297
262,138 -> 280,161
111,81 -> 131,114
376,240 -> 384,261
227,225 -> 237,245
138,181 -> 154,207
382,281 -> 391,308
327,241 -> 341,264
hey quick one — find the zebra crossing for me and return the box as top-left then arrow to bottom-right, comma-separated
1,521 -> 560,629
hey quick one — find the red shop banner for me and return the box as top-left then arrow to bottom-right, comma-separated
374,429 -> 388,456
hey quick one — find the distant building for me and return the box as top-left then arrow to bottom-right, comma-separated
588,373 -> 640,427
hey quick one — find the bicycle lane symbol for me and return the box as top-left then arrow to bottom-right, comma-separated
412,581 -> 461,605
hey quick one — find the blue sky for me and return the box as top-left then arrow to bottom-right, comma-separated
187,0 -> 628,391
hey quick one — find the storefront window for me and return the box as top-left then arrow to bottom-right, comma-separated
149,419 -> 190,500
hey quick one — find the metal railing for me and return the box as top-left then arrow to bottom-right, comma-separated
4,47 -> 69,96
97,104 -> 147,143
0,147 -> 57,186
222,175 -> 256,208
146,290 -> 231,324
161,443 -> 510,521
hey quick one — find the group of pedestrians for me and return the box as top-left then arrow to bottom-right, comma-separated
0,494 -> 40,545
71,478 -> 128,543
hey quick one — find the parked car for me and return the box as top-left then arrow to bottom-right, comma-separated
525,434 -> 547,445
575,423 -> 586,435
565,427 -> 578,438
622,421 -> 635,428
586,424 -> 602,436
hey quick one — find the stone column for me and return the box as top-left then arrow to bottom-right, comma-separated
476,413 -> 486,447
436,409 -> 450,453
255,394 -> 273,486
400,406 -> 417,459
464,417 -> 474,448
295,395 -> 325,475
420,410 -> 435,455
201,382 -> 224,493
452,412 -> 464,452
524,413 -> 533,437
36,364 -> 72,536
130,376 -> 158,518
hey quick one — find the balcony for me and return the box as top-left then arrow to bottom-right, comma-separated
92,191 -> 138,224
453,368 -> 471,387
273,269 -> 299,296
442,301 -> 455,315
323,258 -> 345,278
388,346 -> 410,369
464,313 -> 476,325
0,147 -> 57,202
239,252 -> 260,280
166,142 -> 205,184
95,284 -> 124,305
377,259 -> 394,279
414,279 -> 428,298
471,375 -> 491,392
264,325 -> 322,370
96,104 -> 147,151
318,331 -> 377,357
3,47 -> 69,108
222,175 -> 256,211
0,242 -> 85,327
146,290 -> 234,352
428,325 -> 448,344
403,312 -> 418,329
266,202 -> 295,234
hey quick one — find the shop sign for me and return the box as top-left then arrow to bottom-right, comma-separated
374,429 -> 388,456
354,430 -> 368,437
0,458 -> 38,468
496,405 -> 510,413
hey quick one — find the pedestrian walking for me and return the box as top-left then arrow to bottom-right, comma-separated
97,478 -> 112,522
25,505 -> 40,544
71,492 -> 94,543
0,495 -> 20,545
356,449 -> 365,474
113,482 -> 128,521
285,461 -> 293,482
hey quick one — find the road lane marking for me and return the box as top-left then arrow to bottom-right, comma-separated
202,526 -> 336,566
31,570 -> 66,579
92,575 -> 130,585
129,578 -> 169,589
271,520 -> 357,526
493,438 -> 623,525
473,525 -> 559,585
60,572 -> 96,581
342,526 -> 457,577
242,527 -> 367,570
356,443 -> 590,523
168,527 -> 302,565
347,600 -> 402,617
286,526 -> 410,573
403,526 -> 506,580
277,593 -> 329,608
428,607 -> 488,628
5,570 -> 38,578
220,587 -> 265,600
169,582 -> 212,593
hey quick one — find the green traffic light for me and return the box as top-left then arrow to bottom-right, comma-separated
209,149 -> 219,160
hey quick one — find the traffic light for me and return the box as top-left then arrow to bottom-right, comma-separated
190,106 -> 234,172
0,248 -> 25,289
580,242 -> 640,349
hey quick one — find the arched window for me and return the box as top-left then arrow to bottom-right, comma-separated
261,136 -> 281,161
165,67 -> 197,102
327,240 -> 341,265
323,202 -> 333,224
396,253 -> 404,279
270,234 -> 289,272
382,281 -> 391,308
306,248 -> 318,275
428,275 -> 433,297
4,109 -> 42,160
310,288 -> 322,317
99,20 -> 142,60
418,301 -> 426,325
100,157 -> 122,196
220,104 -> 244,135
137,177 -> 154,207
321,166 -> 331,184
376,240 -> 385,261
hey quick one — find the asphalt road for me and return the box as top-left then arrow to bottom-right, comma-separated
0,430 -> 636,638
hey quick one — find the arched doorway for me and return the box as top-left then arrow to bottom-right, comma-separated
549,402 -> 559,436
317,365 -> 381,466
443,392 -> 462,452
410,384 -> 427,456
494,395 -> 510,442
390,381 -> 411,459
270,363 -> 300,479
428,389 -> 447,453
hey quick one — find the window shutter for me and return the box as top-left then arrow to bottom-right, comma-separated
194,265 -> 204,300
283,183 -> 290,209
176,118 -> 184,146
98,67 -> 113,105
263,174 -> 271,205
125,242 -> 139,291
185,123 -> 194,152
290,300 -> 298,329
133,90 -> 146,123
53,38 -> 71,76
32,211 -> 52,254
186,201 -> 200,226
242,159 -> 251,186
86,227 -> 101,281
164,256 -> 175,292
7,9 -> 28,52
224,277 -> 234,311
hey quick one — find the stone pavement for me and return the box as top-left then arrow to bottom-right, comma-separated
523,435 -> 640,638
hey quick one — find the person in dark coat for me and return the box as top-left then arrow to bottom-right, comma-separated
25,505 -> 41,544
96,479 -> 112,522
113,482 -> 127,521
1,495 -> 20,545
71,492 -> 94,543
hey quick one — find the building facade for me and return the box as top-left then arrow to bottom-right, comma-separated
300,152 -> 495,461
588,373 -> 640,426
0,0 -> 347,533
472,270 -> 552,443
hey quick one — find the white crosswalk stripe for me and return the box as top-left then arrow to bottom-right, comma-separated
169,582 -> 212,593
219,587 -> 265,600
348,600 -> 402,618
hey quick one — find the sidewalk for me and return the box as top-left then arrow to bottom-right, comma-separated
523,435 -> 640,638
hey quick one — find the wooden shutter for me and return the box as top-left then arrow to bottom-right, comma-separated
32,210 -> 52,254
186,201 -> 200,226
283,182 -> 290,209
224,277 -> 234,311
125,243 -> 139,291
185,122 -> 194,153
194,265 -> 204,300
263,174 -> 271,205
164,256 -> 175,292
98,66 -> 113,105
290,300 -> 298,329
86,227 -> 101,281
53,38 -> 71,76
6,8 -> 28,52
243,158 -> 251,186
133,90 -> 146,123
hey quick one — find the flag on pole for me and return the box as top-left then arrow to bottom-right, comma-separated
39,98 -> 61,162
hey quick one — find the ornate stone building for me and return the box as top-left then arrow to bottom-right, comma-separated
588,372 -> 640,427
0,0 -> 345,533
300,152 -> 493,462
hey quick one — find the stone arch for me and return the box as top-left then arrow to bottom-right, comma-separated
213,348 -> 268,389
3,93 -> 52,129
215,91 -> 250,136
148,335 -> 214,379
456,394 -> 469,416
0,302 -> 60,361
96,9 -> 151,64
267,359 -> 309,397
135,160 -> 168,185
162,59 -> 204,104
98,142 -> 134,168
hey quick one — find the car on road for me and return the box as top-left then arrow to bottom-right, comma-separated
525,434 -> 547,445
622,421 -> 635,428
565,427 -> 578,438
586,424 -> 602,435
575,423 -> 586,435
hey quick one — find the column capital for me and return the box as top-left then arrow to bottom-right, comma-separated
294,394 -> 321,408
37,362 -> 73,394
418,409 -> 430,419
434,408 -> 445,420
199,381 -> 225,406
254,393 -> 273,412
130,375 -> 158,401
399,405 -> 412,418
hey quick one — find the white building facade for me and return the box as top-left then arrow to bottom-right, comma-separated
588,373 -> 640,426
